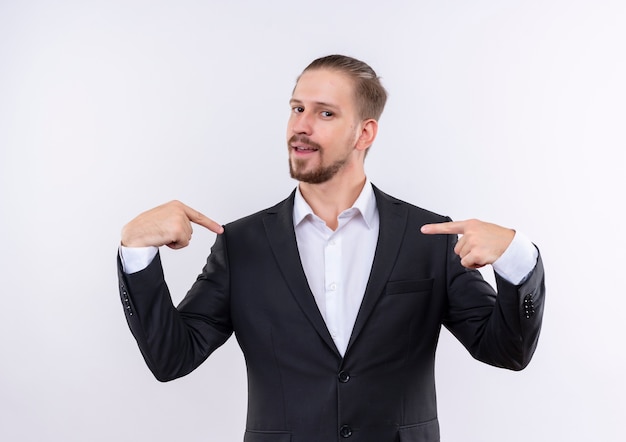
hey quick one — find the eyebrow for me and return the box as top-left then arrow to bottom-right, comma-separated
289,98 -> 340,111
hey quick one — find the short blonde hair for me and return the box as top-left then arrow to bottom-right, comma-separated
300,54 -> 388,121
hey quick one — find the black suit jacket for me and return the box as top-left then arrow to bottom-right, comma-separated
118,186 -> 545,442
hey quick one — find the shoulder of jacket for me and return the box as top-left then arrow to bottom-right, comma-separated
372,184 -> 451,223
224,190 -> 295,229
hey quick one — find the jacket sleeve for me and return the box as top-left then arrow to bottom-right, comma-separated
443,232 -> 546,371
117,232 -> 233,381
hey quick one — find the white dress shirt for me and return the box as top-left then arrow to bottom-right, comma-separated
293,181 -> 379,356
120,182 -> 538,356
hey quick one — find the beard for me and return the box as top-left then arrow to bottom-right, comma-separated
288,135 -> 349,184
289,157 -> 348,184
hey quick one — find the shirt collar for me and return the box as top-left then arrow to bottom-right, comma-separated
293,180 -> 377,229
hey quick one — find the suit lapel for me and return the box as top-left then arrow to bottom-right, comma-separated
345,186 -> 408,355
263,192 -> 342,358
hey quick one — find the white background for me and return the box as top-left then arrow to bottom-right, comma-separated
1,1 -> 625,441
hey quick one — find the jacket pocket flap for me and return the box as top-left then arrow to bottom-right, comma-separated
244,430 -> 291,442
386,278 -> 434,295
398,418 -> 440,441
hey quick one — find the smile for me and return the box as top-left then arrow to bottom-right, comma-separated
293,145 -> 318,152
288,135 -> 323,155
291,143 -> 320,154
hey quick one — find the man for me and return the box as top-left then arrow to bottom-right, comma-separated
118,55 -> 544,442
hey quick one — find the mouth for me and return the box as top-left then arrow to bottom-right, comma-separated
291,144 -> 319,153
289,136 -> 321,155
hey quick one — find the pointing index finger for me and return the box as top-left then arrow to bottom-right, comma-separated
421,221 -> 466,235
182,205 -> 224,235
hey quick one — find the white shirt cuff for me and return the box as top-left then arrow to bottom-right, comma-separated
491,231 -> 538,285
119,245 -> 158,274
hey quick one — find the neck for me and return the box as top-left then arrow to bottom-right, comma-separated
299,169 -> 367,230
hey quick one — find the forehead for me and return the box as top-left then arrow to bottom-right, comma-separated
292,69 -> 356,108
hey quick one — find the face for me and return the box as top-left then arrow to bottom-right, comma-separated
287,69 -> 363,184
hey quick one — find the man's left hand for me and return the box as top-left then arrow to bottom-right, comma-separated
421,219 -> 515,269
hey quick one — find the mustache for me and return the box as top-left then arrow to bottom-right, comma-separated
288,135 -> 323,151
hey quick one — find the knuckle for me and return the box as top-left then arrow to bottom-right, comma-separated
170,224 -> 186,238
466,218 -> 479,228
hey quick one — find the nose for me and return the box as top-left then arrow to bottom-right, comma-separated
290,111 -> 313,136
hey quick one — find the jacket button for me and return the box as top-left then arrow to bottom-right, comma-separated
339,425 -> 352,438
338,371 -> 350,383
524,294 -> 535,318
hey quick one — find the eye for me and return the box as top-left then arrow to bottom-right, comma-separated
292,106 -> 304,114
321,111 -> 334,118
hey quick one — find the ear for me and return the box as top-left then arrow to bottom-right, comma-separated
355,119 -> 378,152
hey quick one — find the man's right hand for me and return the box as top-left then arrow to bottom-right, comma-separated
121,200 -> 224,249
